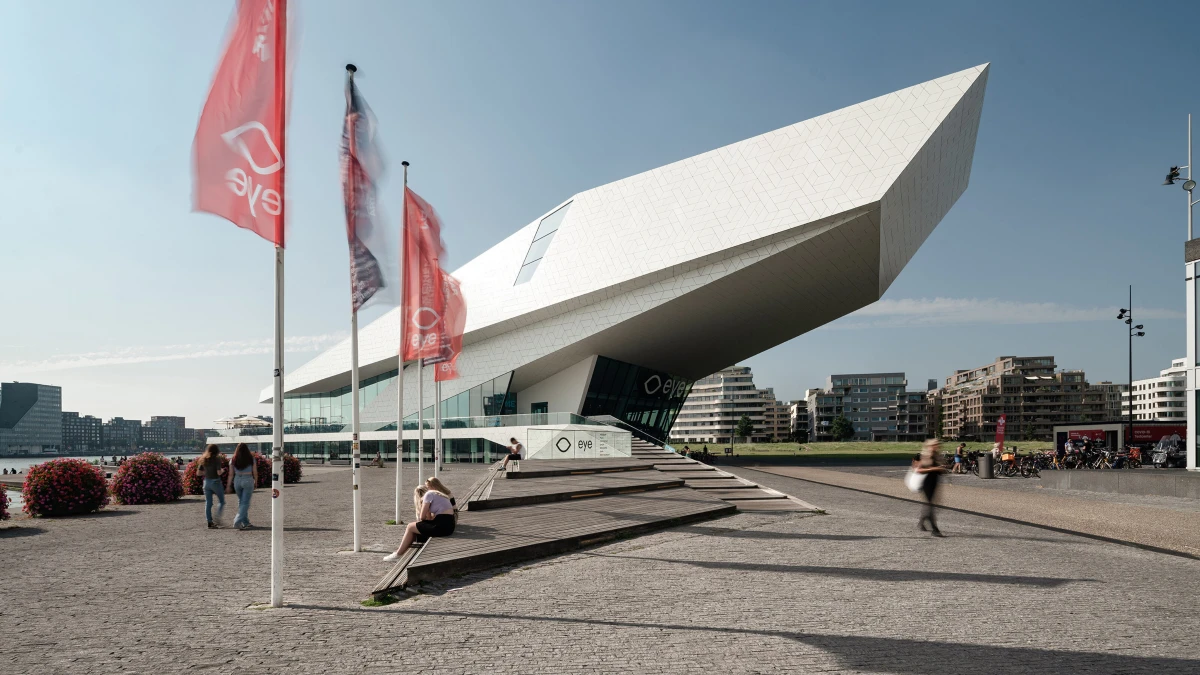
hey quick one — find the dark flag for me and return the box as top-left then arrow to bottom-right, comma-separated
341,66 -> 396,311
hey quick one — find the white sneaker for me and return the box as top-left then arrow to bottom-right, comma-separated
382,552 -> 400,562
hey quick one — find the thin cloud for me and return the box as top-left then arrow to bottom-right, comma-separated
828,297 -> 1183,329
1,333 -> 347,373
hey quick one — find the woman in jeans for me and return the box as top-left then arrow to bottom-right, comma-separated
199,445 -> 225,529
226,443 -> 259,530
383,477 -> 457,562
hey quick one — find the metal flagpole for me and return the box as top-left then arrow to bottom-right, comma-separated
434,379 -> 442,477
269,2 -> 288,609
395,160 -> 409,523
350,308 -> 362,552
271,245 -> 285,608
418,358 -> 424,481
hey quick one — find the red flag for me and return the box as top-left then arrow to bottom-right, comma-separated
402,187 -> 447,360
433,271 -> 466,382
995,414 -> 1006,449
193,0 -> 288,246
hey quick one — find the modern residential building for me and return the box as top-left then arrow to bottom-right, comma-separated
150,416 -> 186,430
937,356 -> 1126,441
807,373 -> 929,442
62,412 -> 102,454
102,417 -> 142,451
0,382 -> 63,456
206,65 -> 988,460
1121,357 -> 1187,421
668,367 -> 790,444
788,400 -> 808,442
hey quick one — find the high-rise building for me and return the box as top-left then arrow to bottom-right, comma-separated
1121,358 -> 1186,421
807,373 -> 928,442
62,412 -> 102,454
669,367 -> 790,444
937,356 -> 1125,441
0,382 -> 63,455
102,417 -> 142,450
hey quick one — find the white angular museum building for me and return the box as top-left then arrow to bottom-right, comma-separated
212,64 -> 990,461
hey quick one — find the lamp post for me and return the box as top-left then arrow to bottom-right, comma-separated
1163,114 -> 1199,470
1118,289 -> 1145,452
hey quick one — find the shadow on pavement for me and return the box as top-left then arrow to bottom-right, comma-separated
673,524 -> 880,542
386,608 -> 1197,673
577,553 -> 1095,588
0,525 -> 45,538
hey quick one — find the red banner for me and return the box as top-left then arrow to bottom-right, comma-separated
433,272 -> 466,381
1067,429 -> 1105,443
193,0 -> 288,246
402,188 -> 448,360
1131,425 -> 1186,442
995,414 -> 1006,448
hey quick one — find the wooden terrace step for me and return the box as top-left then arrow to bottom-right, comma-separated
372,488 -> 735,596
469,472 -> 684,510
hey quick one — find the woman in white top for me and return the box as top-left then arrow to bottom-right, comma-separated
383,477 -> 457,562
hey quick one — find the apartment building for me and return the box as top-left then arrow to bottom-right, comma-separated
1121,357 -> 1187,421
937,356 -> 1126,441
789,399 -> 808,442
669,366 -> 790,444
807,373 -> 929,442
62,412 -> 102,453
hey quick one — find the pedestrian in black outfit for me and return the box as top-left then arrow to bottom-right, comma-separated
914,439 -> 947,537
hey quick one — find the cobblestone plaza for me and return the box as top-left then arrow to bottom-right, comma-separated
4,464 -> 1198,673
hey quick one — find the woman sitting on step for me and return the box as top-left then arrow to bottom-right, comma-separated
383,477 -> 457,562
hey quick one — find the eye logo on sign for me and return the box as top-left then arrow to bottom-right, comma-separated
644,374 -> 688,399
644,375 -> 662,395
555,437 -> 572,453
411,307 -> 442,330
221,121 -> 283,175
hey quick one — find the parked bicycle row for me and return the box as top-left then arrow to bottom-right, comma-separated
941,437 -> 1184,479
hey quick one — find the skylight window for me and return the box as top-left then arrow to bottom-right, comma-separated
515,201 -> 571,285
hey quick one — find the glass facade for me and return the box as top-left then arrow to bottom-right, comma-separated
515,201 -> 571,285
284,371 -> 515,431
283,369 -> 397,426
580,356 -> 692,444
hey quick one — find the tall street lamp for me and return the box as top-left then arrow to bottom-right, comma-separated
1164,114 -> 1199,470
1118,289 -> 1145,453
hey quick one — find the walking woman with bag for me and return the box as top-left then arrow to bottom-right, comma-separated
226,443 -> 258,530
912,439 -> 947,537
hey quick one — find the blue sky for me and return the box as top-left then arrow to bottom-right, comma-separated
1,0 -> 1196,425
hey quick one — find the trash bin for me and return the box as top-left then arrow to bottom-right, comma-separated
977,453 -> 994,479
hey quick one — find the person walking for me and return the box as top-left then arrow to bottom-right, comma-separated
227,443 -> 258,530
914,439 -> 947,537
198,445 -> 225,529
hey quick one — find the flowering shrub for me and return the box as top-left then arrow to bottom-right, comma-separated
22,458 -> 110,517
0,488 -> 9,520
110,452 -> 184,505
253,453 -> 272,488
182,455 -> 229,496
283,453 -> 302,484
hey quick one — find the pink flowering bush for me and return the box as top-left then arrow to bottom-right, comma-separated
253,453 -> 272,488
22,458 -> 110,517
110,452 -> 184,505
0,488 -> 9,520
283,453 -> 302,484
182,455 -> 229,495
